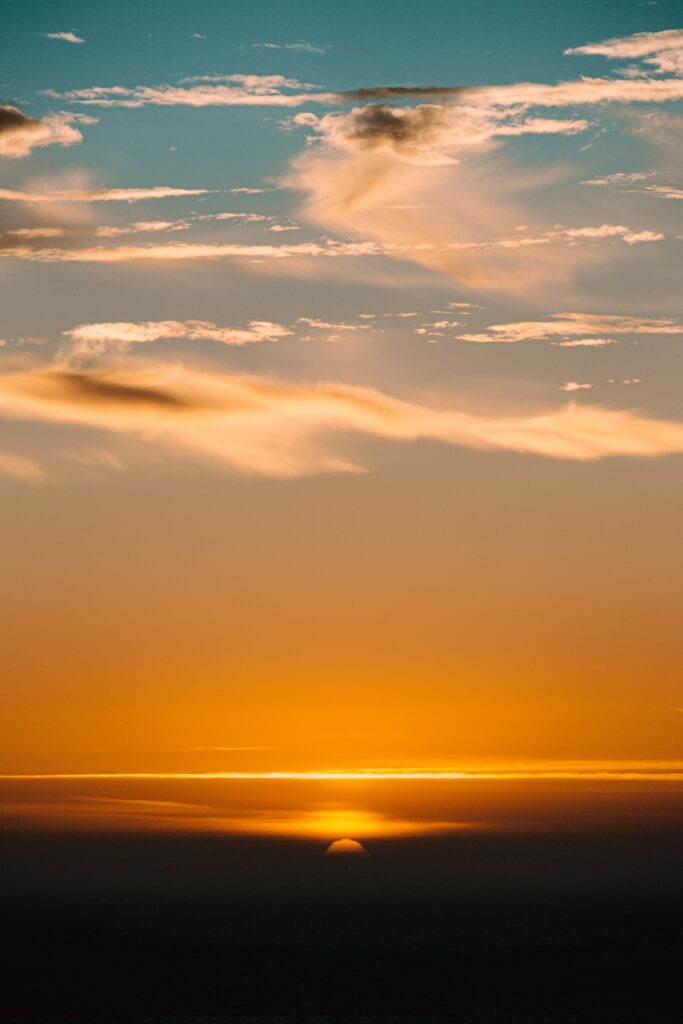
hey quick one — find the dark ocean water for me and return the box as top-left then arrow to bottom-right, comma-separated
2,830 -> 681,1023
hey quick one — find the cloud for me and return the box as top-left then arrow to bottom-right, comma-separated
2,362 -> 683,477
251,42 -> 327,54
581,171 -> 656,186
330,75 -> 683,114
44,75 -> 326,109
457,312 -> 682,343
0,184 -> 215,203
6,227 -> 67,239
640,185 -> 683,200
296,317 -> 373,331
582,173 -> 683,201
95,219 -> 192,237
45,28 -> 683,120
0,452 -> 44,482
0,106 -> 92,158
44,30 -> 85,44
561,382 -> 593,392
296,316 -> 374,341
287,140 -> 666,291
566,28 -> 683,75
293,104 -> 591,166
556,338 -> 617,347
62,319 -> 292,358
0,222 -> 665,278
1,239 -> 332,263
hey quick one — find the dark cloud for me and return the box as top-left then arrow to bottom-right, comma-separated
34,371 -> 194,410
340,103 -> 449,149
336,85 -> 468,101
0,105 -> 39,135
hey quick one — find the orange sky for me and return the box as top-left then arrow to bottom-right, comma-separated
1,20 -> 683,805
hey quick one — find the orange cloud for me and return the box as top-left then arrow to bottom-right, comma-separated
457,312 -> 682,343
2,362 -> 683,477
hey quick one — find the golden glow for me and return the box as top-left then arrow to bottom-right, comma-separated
1,764 -> 682,838
3,762 -> 683,782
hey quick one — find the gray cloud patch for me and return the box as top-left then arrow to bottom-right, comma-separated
0,106 -> 40,134
339,104 -> 449,150
29,371 -> 195,411
336,85 -> 468,101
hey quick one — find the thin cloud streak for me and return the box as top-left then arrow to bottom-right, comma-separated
0,185 -> 216,203
457,313 -> 682,343
4,763 -> 683,781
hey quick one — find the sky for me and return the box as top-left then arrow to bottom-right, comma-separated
1,0 -> 683,818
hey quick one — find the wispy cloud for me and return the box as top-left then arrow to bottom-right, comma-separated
0,452 -> 44,482
62,319 -> 292,359
44,74 -> 326,109
43,30 -> 85,44
456,313 -> 682,344
565,28 -> 683,75
47,29 -> 683,114
280,28 -> 683,292
292,105 -> 592,166
582,173 -> 683,201
581,171 -> 656,187
639,185 -> 683,200
0,184 -> 215,203
2,362 -> 683,477
0,240 -> 333,263
296,316 -> 374,341
95,219 -> 192,237
251,41 -> 327,54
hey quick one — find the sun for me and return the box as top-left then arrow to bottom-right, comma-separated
324,838 -> 368,856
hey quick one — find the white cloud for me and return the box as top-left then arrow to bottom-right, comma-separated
555,338 -> 617,347
44,31 -> 84,44
566,28 -> 683,75
251,42 -> 327,54
62,319 -> 292,358
0,185 -> 215,203
2,240 -> 331,263
44,75 -> 325,109
0,107 -> 93,159
95,220 -> 192,237
560,382 -> 592,392
457,313 -> 682,344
